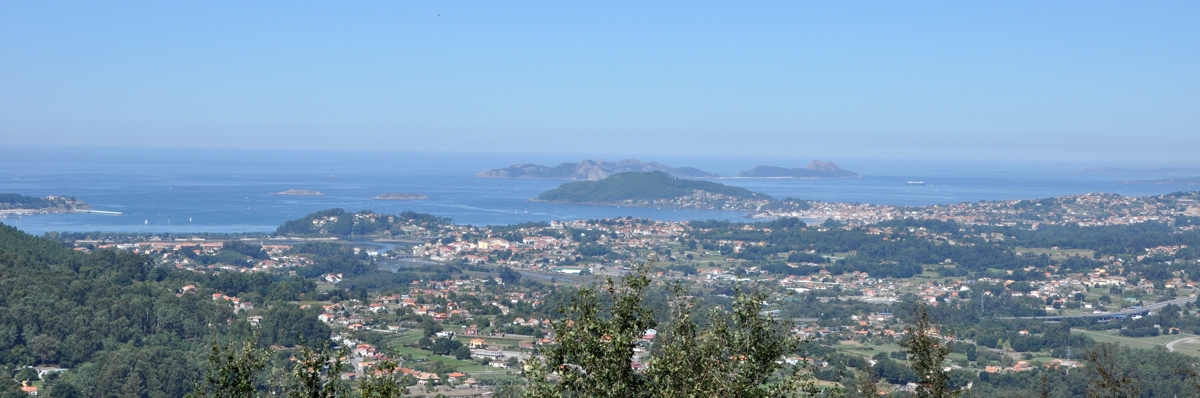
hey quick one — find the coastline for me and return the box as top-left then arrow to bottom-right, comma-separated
529,198 -> 759,214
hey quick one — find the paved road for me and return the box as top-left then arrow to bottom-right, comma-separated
996,296 -> 1195,320
1166,336 -> 1199,352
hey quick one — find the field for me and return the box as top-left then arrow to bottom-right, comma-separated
1015,247 -> 1095,260
1073,329 -> 1200,357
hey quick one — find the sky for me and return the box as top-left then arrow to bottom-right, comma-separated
2,1 -> 1198,164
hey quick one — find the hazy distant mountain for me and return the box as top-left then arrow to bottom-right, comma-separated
734,160 -> 859,178
476,159 -> 719,181
1080,167 -> 1200,175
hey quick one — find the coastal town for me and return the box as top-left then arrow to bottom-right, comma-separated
45,190 -> 1200,395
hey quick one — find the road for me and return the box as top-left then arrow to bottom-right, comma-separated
995,296 -> 1195,321
1167,336 -> 1200,352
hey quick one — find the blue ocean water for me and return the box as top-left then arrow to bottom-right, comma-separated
1,147 -> 1195,235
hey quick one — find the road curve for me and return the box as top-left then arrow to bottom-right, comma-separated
1167,336 -> 1199,352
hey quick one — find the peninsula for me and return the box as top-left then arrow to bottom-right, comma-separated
535,171 -> 774,211
734,160 -> 859,178
273,189 -> 324,196
477,158 -> 718,181
372,192 -> 428,200
0,194 -> 96,217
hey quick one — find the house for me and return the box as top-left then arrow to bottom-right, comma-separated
415,372 -> 441,385
355,344 -> 377,357
469,338 -> 488,349
19,381 -> 36,396
471,349 -> 505,360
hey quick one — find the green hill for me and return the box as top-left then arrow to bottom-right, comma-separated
0,223 -> 329,396
536,171 -> 773,203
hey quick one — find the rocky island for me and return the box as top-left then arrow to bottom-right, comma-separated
734,160 -> 859,178
535,171 -> 775,211
273,189 -> 324,196
372,192 -> 428,200
477,158 -> 718,181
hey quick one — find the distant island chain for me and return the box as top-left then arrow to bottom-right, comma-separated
476,158 -> 859,181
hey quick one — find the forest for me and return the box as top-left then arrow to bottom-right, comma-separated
0,224 -> 333,397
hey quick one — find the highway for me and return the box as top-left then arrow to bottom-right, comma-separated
996,295 -> 1196,321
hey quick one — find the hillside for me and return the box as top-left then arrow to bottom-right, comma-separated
734,160 -> 859,178
536,171 -> 773,210
0,223 -> 231,396
0,221 -> 356,396
477,158 -> 719,181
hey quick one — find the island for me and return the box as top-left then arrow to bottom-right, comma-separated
0,193 -> 106,216
273,189 -> 324,196
477,158 -> 719,181
535,171 -> 774,211
372,192 -> 428,200
734,159 -> 860,178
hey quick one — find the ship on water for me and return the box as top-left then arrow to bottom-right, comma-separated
906,181 -> 926,185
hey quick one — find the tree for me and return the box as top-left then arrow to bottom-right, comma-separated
187,334 -> 270,398
901,304 -> 959,398
847,364 -> 881,398
358,360 -> 405,398
284,343 -> 350,398
1085,342 -> 1139,398
452,346 -> 472,360
498,266 -> 522,284
523,263 -> 825,397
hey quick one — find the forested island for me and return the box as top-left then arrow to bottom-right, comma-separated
535,171 -> 775,211
0,193 -> 90,214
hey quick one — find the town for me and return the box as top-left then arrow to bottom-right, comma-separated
39,191 -> 1200,395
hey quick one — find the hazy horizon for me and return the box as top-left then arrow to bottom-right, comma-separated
3,2 -> 1199,162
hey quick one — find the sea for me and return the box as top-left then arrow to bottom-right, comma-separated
1,147 -> 1197,236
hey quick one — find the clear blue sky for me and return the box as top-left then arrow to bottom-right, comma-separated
2,1 -> 1197,163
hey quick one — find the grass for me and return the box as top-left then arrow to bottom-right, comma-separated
1015,247 -> 1095,260
1170,338 -> 1200,358
1072,329 -> 1197,354
390,346 -> 475,367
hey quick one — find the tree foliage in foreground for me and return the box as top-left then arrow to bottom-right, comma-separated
900,304 -> 959,398
522,263 -> 830,397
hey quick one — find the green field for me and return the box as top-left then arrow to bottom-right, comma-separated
1073,329 -> 1199,357
1015,247 -> 1095,260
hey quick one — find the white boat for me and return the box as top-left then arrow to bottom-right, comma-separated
906,181 -> 926,185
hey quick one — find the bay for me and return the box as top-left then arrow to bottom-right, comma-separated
0,147 -> 1194,235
